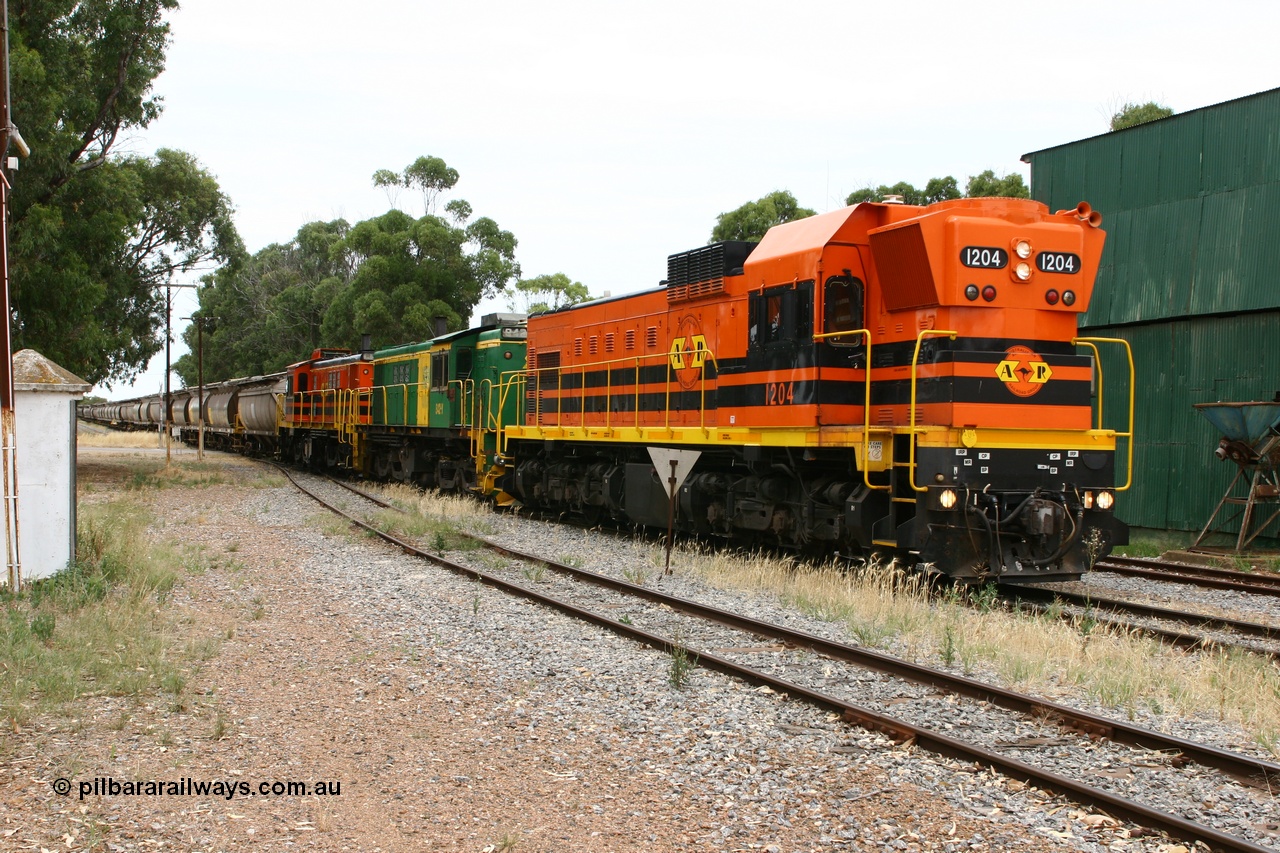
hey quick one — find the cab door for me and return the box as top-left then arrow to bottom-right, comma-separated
816,273 -> 868,426
427,346 -> 452,429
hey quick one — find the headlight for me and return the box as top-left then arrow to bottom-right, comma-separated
1096,491 -> 1115,510
1015,262 -> 1032,281
1014,240 -> 1032,259
939,488 -> 957,509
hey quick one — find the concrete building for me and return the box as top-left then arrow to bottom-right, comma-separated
2,349 -> 90,587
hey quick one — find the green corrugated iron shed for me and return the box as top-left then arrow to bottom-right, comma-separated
1024,87 -> 1280,536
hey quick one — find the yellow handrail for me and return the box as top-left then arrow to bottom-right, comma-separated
516,347 -> 719,432
496,370 -> 525,455
1073,336 -> 1135,491
813,328 -> 884,491
908,329 -> 958,492
448,379 -> 467,426
1071,340 -> 1103,429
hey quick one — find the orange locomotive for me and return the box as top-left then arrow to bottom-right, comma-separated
500,198 -> 1132,581
280,346 -> 375,469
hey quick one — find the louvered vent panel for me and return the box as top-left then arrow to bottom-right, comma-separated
646,327 -> 658,349
625,330 -> 636,350
665,241 -> 756,302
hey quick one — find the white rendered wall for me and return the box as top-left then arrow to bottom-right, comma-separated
10,390 -> 77,581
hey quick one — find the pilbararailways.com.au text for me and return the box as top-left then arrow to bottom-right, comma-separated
56,777 -> 342,801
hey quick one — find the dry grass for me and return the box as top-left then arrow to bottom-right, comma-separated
369,482 -> 495,533
0,499 -> 207,730
657,544 -> 1280,757
76,425 -> 166,448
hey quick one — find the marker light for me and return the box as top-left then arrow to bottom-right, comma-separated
981,285 -> 997,302
1083,492 -> 1094,509
1062,290 -> 1077,306
965,284 -> 980,301
1045,289 -> 1060,305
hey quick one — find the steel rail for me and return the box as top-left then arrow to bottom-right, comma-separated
1013,585 -> 1279,643
284,466 -> 1280,787
278,465 -> 1278,853
1096,557 -> 1280,598
1008,589 -> 1280,666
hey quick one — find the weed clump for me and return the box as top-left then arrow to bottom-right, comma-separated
1,501 -> 186,730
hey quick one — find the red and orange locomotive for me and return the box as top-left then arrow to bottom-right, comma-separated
501,198 -> 1131,580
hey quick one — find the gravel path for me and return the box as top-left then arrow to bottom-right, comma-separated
3,448 -> 1276,852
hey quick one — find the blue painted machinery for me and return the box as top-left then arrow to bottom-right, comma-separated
1192,401 -> 1280,550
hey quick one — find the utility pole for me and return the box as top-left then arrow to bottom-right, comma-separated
1,0 -> 30,591
160,283 -> 197,466
182,315 -> 212,461
196,316 -> 204,461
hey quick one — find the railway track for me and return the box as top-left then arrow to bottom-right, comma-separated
1095,556 -> 1280,598
1006,584 -> 1280,663
307,464 -> 1280,659
276,464 -> 1280,853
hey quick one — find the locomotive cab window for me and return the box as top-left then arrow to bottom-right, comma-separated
749,282 -> 813,349
823,276 -> 865,347
431,351 -> 449,390
454,347 -> 473,380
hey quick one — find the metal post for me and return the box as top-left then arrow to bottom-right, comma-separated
164,288 -> 171,465
664,459 -> 677,575
1,0 -> 20,590
197,318 -> 204,461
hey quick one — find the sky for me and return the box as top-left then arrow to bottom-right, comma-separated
96,0 -> 1280,399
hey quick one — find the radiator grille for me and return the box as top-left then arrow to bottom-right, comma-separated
665,241 -> 756,303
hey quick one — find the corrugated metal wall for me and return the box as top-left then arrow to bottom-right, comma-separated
1026,88 -> 1280,534
1087,315 -> 1280,532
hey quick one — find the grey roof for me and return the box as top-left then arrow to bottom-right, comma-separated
11,349 -> 92,394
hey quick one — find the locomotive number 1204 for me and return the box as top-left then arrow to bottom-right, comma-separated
766,381 -> 795,405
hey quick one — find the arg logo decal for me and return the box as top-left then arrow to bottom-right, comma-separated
996,345 -> 1052,397
669,315 -> 709,390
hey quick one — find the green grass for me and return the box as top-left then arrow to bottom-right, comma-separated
1,500 -> 191,730
667,627 -> 698,689
366,507 -> 481,553
1111,529 -> 1191,558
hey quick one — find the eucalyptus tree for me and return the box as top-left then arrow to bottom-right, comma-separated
844,171 -> 1027,205
711,190 -> 816,243
1109,101 -> 1174,131
8,0 -> 241,386
180,156 -> 522,382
